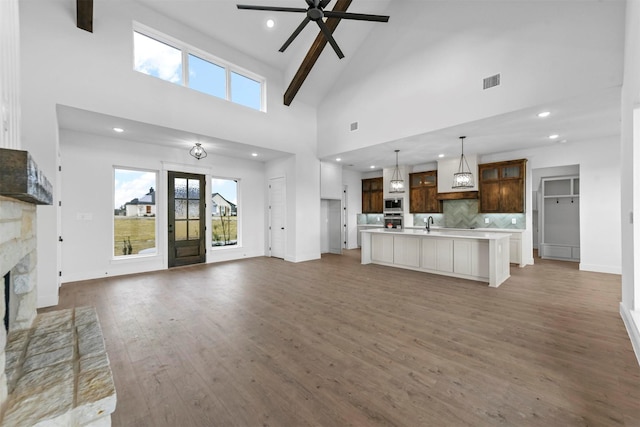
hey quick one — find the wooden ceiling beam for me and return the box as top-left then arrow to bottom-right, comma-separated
283,0 -> 352,106
77,0 -> 93,33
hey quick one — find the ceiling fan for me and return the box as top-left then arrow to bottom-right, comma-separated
237,0 -> 390,59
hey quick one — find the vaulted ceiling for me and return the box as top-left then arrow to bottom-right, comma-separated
62,0 -> 624,171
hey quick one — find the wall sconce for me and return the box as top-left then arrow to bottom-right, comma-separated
189,143 -> 207,160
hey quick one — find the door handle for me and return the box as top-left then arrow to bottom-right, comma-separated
168,223 -> 173,233
281,227 -> 285,230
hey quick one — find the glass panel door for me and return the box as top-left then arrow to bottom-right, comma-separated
168,172 -> 206,267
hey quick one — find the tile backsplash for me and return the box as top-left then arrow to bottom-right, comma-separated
357,199 -> 525,229
414,199 -> 525,229
358,214 -> 385,225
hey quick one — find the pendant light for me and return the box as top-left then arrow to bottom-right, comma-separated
389,149 -> 405,193
189,142 -> 207,160
452,136 -> 474,188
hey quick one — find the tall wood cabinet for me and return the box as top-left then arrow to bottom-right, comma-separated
409,171 -> 442,213
362,177 -> 383,213
478,159 -> 527,213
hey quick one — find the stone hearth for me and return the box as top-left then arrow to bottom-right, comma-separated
0,149 -> 116,425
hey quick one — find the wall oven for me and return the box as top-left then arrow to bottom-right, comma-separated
384,213 -> 403,229
384,198 -> 403,212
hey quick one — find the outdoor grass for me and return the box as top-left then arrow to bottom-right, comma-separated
114,216 -> 238,255
114,217 -> 156,255
212,217 -> 238,244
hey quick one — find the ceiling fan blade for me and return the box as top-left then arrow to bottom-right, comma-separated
279,17 -> 311,52
323,11 -> 389,22
237,5 -> 307,13
316,19 -> 344,59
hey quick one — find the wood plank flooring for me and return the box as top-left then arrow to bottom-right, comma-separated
42,250 -> 640,426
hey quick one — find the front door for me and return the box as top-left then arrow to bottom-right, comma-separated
168,171 -> 206,267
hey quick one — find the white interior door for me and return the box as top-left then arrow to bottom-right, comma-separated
328,200 -> 342,254
269,177 -> 286,259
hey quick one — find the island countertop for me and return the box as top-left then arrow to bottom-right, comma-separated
360,227 -> 510,287
361,227 -> 512,240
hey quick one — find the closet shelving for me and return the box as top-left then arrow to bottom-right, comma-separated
540,176 -> 580,261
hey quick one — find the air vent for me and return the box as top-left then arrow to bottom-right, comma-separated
483,73 -> 501,90
350,122 -> 359,132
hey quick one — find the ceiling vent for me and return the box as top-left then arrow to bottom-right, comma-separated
483,74 -> 501,90
350,122 -> 359,132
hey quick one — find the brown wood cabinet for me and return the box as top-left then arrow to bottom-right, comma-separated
478,159 -> 527,213
409,170 -> 442,213
362,177 -> 383,213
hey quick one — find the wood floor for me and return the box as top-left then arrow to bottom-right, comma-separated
43,250 -> 640,426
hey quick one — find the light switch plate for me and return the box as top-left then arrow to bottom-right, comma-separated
484,217 -> 489,224
511,218 -> 517,224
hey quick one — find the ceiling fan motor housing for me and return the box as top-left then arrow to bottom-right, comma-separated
308,8 -> 324,20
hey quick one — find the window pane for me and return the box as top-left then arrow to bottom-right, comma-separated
231,71 -> 261,110
175,178 -> 187,199
188,179 -> 200,199
188,220 -> 200,240
212,178 -> 238,247
188,200 -> 200,219
133,32 -> 183,84
175,221 -> 188,241
175,199 -> 187,220
114,169 -> 157,256
188,54 -> 226,99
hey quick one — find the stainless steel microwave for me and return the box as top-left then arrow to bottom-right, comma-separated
384,198 -> 403,212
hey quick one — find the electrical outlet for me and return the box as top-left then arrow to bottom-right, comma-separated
511,218 -> 517,224
423,218 -> 427,223
484,217 -> 489,224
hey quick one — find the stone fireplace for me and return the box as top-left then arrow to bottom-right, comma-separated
0,149 -> 116,425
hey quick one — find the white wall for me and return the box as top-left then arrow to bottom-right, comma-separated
620,0 -> 640,364
19,0 -> 320,305
481,136 -> 621,275
317,1 -> 624,158
320,161 -> 343,200
59,129 -> 267,282
343,169 -> 362,249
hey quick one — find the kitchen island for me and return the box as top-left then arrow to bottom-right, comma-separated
360,228 -> 510,287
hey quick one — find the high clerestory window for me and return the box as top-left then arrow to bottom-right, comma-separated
133,24 -> 265,111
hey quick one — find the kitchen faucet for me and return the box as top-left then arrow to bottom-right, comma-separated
426,216 -> 434,232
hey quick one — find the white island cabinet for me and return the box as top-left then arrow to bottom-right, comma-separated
361,229 -> 510,287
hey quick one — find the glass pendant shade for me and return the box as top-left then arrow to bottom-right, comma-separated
189,143 -> 207,160
452,136 -> 474,188
389,150 -> 405,193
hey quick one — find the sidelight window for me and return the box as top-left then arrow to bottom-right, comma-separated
113,168 -> 158,257
212,178 -> 239,247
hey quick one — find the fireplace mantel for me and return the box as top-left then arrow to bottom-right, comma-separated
0,148 -> 53,205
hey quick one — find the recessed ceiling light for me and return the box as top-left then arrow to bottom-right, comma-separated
549,134 -> 559,140
559,139 -> 568,144
113,127 -> 124,133
266,19 -> 275,28
438,154 -> 445,158
251,153 -> 258,157
336,158 -> 341,162
370,165 -> 375,169
538,111 -> 551,118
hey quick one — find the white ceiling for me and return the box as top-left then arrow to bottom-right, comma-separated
58,0 -> 622,172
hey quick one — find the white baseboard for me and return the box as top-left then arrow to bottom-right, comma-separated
620,303 -> 640,366
579,263 -> 622,275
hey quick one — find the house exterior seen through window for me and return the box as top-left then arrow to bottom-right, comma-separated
133,24 -> 265,111
114,168 -> 157,257
212,178 -> 239,247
